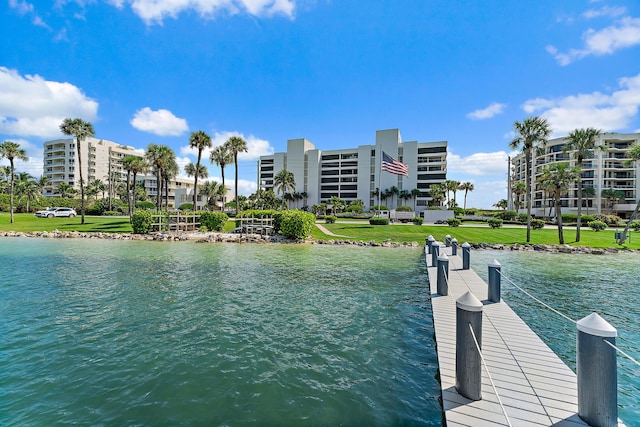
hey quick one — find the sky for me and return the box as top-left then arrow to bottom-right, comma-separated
2,0 -> 640,209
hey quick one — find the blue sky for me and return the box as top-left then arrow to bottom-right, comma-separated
2,0 -> 640,208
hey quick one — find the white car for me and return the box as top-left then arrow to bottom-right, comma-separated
35,207 -> 77,218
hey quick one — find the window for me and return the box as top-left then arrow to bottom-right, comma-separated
418,146 -> 446,154
321,154 -> 340,161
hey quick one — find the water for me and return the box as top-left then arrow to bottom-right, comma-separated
471,250 -> 640,427
0,238 -> 441,426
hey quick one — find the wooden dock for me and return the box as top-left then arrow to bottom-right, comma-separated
426,245 -> 607,426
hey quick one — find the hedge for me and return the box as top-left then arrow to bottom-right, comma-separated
132,210 -> 154,234
279,210 -> 315,239
199,211 -> 228,231
370,217 -> 389,225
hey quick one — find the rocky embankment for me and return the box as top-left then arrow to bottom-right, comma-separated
0,230 -> 627,253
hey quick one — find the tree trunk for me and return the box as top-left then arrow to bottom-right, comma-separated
77,138 -> 85,224
576,163 -> 583,242
618,200 -> 640,245
525,150 -> 532,243
556,198 -> 564,244
9,161 -> 14,224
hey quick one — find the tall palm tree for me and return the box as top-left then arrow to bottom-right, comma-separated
583,186 -> 595,215
538,162 -> 579,244
185,162 -> 208,209
273,169 -> 296,210
617,144 -> 640,244
459,181 -> 474,214
224,136 -> 248,215
509,116 -> 552,242
210,144 -> 233,207
445,180 -> 460,208
122,155 -> 137,217
389,186 -> 399,209
429,183 -> 446,207
37,175 -> 48,195
129,156 -> 148,216
188,130 -> 212,211
60,118 -> 95,224
512,181 -> 526,210
146,144 -> 174,211
564,127 -> 603,242
163,155 -> 179,211
0,141 -> 29,223
411,188 -> 421,211
17,179 -> 41,213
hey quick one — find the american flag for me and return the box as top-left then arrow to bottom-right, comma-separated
381,151 -> 408,176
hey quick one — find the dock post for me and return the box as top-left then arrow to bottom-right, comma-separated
436,253 -> 449,296
488,259 -> 501,303
456,291 -> 483,400
431,242 -> 441,267
577,313 -> 618,427
426,235 -> 435,254
462,242 -> 471,270
445,234 -> 452,247
451,238 -> 458,256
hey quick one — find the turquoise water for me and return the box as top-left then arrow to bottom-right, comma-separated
471,250 -> 640,427
0,238 -> 441,426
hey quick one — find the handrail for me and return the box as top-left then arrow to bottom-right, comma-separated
468,323 -> 512,427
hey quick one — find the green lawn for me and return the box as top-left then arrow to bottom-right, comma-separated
313,222 -> 640,250
2,212 -> 638,250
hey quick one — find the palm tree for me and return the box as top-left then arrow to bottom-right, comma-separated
163,156 -> 179,211
564,127 -> 603,242
146,144 -> 174,211
509,116 -> 552,242
445,180 -> 460,208
617,144 -> 640,244
538,162 -> 579,244
17,179 -> 41,213
0,141 -> 29,223
494,199 -> 508,210
59,118 -> 95,224
210,145 -> 233,207
273,169 -> 296,210
389,186 -> 399,209
122,155 -> 137,217
512,181 -> 526,210
185,162 -> 209,209
399,190 -> 410,207
57,182 -> 77,198
200,180 -> 225,210
459,181 -> 474,214
583,186 -> 595,215
429,183 -> 446,207
411,188 -> 421,211
37,175 -> 48,195
188,130 -> 212,211
224,136 -> 248,215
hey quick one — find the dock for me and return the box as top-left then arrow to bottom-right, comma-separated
427,245 -> 602,426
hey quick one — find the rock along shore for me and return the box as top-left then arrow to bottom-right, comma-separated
0,230 -> 627,253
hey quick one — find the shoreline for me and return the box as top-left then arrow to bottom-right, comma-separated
0,229 -> 632,253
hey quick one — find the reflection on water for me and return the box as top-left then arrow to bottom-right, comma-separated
0,238 -> 441,426
472,250 -> 640,427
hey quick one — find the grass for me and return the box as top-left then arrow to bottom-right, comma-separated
313,222 -> 640,250
2,212 -> 638,250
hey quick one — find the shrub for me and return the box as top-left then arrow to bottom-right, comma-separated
487,218 -> 503,229
396,205 -> 413,212
562,213 -> 578,223
594,214 -> 621,226
370,205 -> 389,211
446,217 -> 461,227
132,210 -> 154,234
412,217 -> 424,225
325,215 -> 337,224
136,201 -> 155,210
370,217 -> 389,225
345,205 -> 363,214
587,220 -> 607,231
517,213 -> 528,223
237,209 -> 281,232
531,218 -> 545,230
179,203 -> 194,211
199,211 -> 229,232
279,210 -> 315,239
452,206 -> 465,216
580,214 -> 595,223
630,220 -> 640,232
496,210 -> 517,221
465,208 -> 478,215
103,211 -> 122,216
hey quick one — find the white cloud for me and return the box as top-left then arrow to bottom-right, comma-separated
521,72 -> 640,134
114,0 -> 296,25
548,17 -> 640,65
130,107 -> 188,136
466,102 -> 506,120
0,67 -> 98,138
582,6 -> 626,20
235,178 -> 257,196
447,150 -> 510,177
180,130 -> 274,161
8,0 -> 34,15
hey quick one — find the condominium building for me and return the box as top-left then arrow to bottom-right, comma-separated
511,132 -> 640,218
42,137 -> 207,209
257,129 -> 448,215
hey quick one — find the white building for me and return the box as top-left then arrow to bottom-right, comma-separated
42,137 -> 215,210
257,129 -> 448,215
511,132 -> 640,219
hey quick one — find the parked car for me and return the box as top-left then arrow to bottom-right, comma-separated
35,207 -> 77,218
